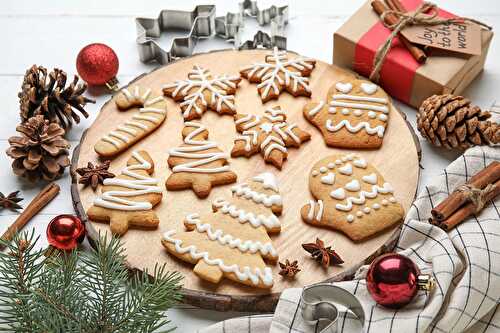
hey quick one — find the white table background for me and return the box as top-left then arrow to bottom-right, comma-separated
1,0 -> 499,331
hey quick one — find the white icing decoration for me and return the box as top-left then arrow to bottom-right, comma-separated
341,108 -> 350,115
373,203 -> 381,210
368,111 -> 376,119
329,101 -> 388,114
346,154 -> 354,161
231,183 -> 282,208
341,156 -> 348,162
319,167 -> 328,173
335,160 -> 343,165
360,82 -> 378,95
312,170 -> 319,177
242,47 -> 314,99
332,94 -> 387,105
378,114 -> 388,122
328,107 -> 337,114
326,119 -> 385,138
235,130 -> 258,152
308,100 -> 325,117
330,188 -> 346,200
356,211 -> 363,217
335,183 -> 394,212
163,230 -> 273,286
353,158 -> 367,169
345,179 -> 360,192
253,172 -> 279,192
213,199 -> 281,230
327,163 -> 335,169
260,122 -> 274,133
94,151 -> 161,211
184,214 -> 277,258
321,172 -> 335,185
382,199 -> 389,206
335,82 -> 353,94
347,214 -> 354,223
163,65 -> 239,118
363,207 -> 371,214
389,197 -> 397,203
362,173 -> 378,185
306,200 -> 323,221
168,122 -> 230,173
338,163 -> 353,175
353,110 -> 363,117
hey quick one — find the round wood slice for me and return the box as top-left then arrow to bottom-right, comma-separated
71,49 -> 420,313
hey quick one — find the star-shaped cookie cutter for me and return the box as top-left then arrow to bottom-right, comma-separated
136,5 -> 216,64
215,0 -> 288,49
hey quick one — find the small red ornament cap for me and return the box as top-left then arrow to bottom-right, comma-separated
76,43 -> 119,88
366,253 -> 434,308
46,214 -> 85,251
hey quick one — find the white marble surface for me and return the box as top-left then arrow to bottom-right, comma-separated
0,0 -> 499,331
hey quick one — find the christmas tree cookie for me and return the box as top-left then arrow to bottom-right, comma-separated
232,106 -> 311,169
303,79 -> 391,149
162,173 -> 282,288
240,47 -> 316,102
301,153 -> 404,241
166,122 -> 237,198
87,151 -> 162,236
162,65 -> 241,120
95,86 -> 167,157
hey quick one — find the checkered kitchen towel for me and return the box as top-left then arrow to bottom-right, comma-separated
200,145 -> 500,333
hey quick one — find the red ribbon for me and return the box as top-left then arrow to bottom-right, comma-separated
354,0 -> 455,103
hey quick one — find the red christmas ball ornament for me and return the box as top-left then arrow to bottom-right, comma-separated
366,253 -> 434,308
76,43 -> 119,87
47,214 -> 85,251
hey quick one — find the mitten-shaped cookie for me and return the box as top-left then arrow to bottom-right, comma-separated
162,65 -> 241,121
240,47 -> 316,103
301,154 -> 404,241
231,106 -> 311,169
95,86 -> 167,157
304,79 -> 390,149
166,121 -> 237,198
162,173 -> 282,288
87,151 -> 162,235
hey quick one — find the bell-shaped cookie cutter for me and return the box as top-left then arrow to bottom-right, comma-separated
301,284 -> 365,333
136,5 -> 216,64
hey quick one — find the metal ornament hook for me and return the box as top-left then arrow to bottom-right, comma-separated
301,284 -> 365,333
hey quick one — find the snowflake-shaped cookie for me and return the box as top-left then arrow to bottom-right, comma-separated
240,47 -> 316,103
231,106 -> 311,169
163,65 -> 242,120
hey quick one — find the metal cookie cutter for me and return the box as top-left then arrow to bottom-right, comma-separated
301,284 -> 365,333
215,0 -> 288,49
136,5 -> 216,64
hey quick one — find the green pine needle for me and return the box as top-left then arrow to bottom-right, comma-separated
0,230 -> 183,333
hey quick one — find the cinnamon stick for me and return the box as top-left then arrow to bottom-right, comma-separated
371,0 -> 427,63
432,161 -> 500,221
385,0 -> 406,12
0,182 -> 60,250
438,179 -> 500,231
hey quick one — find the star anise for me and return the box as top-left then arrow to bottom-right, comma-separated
76,161 -> 115,191
279,259 -> 300,278
302,238 -> 344,268
0,191 -> 23,211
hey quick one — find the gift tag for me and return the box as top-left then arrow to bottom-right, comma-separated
401,21 -> 482,56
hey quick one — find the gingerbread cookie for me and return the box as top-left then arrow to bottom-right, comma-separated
162,65 -> 241,121
162,172 -> 282,288
240,47 -> 316,102
301,154 -> 404,241
231,106 -> 311,169
87,151 -> 162,235
303,79 -> 390,149
166,122 -> 237,198
95,86 -> 167,157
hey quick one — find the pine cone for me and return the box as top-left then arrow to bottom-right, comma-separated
19,65 -> 95,129
417,94 -> 500,149
6,115 -> 70,182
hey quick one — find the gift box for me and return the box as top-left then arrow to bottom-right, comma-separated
333,0 -> 494,108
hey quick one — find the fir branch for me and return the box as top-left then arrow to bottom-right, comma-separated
0,231 -> 183,333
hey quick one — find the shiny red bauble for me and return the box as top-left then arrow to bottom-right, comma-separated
366,253 -> 419,308
46,215 -> 85,250
76,43 -> 119,86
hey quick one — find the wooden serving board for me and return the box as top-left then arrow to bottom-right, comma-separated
71,49 -> 420,312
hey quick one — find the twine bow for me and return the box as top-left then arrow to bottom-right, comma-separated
456,183 -> 496,212
370,1 -> 492,81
